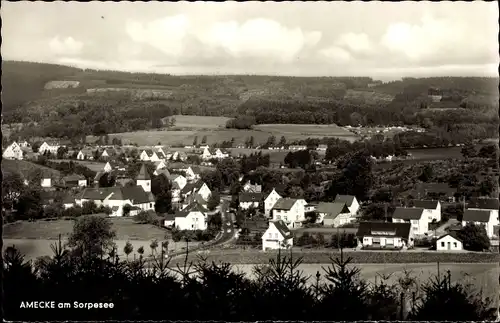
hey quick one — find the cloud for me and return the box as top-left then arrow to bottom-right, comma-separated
336,32 -> 373,54
319,46 -> 351,63
125,16 -> 322,65
48,36 -> 83,56
380,14 -> 498,66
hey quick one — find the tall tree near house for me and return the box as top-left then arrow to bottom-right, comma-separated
67,215 -> 116,259
155,191 -> 172,214
98,172 -> 116,188
457,223 -> 491,251
207,191 -> 221,211
201,135 -> 207,144
248,136 -> 255,148
279,136 -> 287,146
2,172 -> 25,210
104,134 -> 110,145
266,135 -> 276,147
193,136 -> 198,146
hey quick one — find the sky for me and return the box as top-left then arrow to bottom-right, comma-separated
2,1 -> 499,80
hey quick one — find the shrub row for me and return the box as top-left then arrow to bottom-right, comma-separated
169,249 -> 500,265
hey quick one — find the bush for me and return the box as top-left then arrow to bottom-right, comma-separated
133,210 -> 157,224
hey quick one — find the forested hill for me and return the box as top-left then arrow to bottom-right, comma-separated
2,60 -> 498,140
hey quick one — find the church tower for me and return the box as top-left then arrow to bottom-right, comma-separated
136,163 -> 151,192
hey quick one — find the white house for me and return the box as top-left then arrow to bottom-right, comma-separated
76,149 -> 94,160
184,166 -> 201,182
61,174 -> 87,188
271,198 -> 306,229
436,233 -> 463,251
392,207 -> 436,236
239,193 -> 263,210
357,221 -> 414,249
41,171 -> 57,188
201,147 -> 213,160
264,188 -> 282,217
412,200 -> 441,223
154,160 -> 167,172
103,162 -> 114,173
462,209 -> 500,238
19,140 -> 29,148
174,203 -> 208,230
139,149 -> 160,162
164,213 -> 175,228
466,198 -> 499,238
289,145 -> 307,151
171,151 -> 187,161
38,141 -> 60,154
334,195 -> 360,216
170,174 -> 187,190
316,202 -> 353,227
262,220 -> 294,251
3,142 -> 23,160
243,181 -> 262,193
316,144 -> 328,151
76,186 -> 155,217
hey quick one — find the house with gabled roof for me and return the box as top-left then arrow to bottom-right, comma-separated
239,192 -> 263,210
103,161 -> 115,173
316,144 -> 328,151
411,200 -> 441,223
357,221 -> 413,249
62,193 -> 76,209
139,149 -> 160,162
61,174 -> 87,188
436,232 -> 463,251
101,148 -> 116,160
39,141 -> 60,154
41,170 -> 59,189
264,188 -> 282,217
77,148 -> 94,160
154,160 -> 167,173
271,198 -> 307,229
462,209 -> 499,238
3,142 -> 23,160
392,207 -> 430,236
243,181 -> 262,193
180,180 -> 210,200
174,203 -> 208,230
262,220 -> 293,251
183,166 -> 201,182
334,195 -> 360,216
316,202 -> 352,227
169,173 -> 187,190
408,182 -> 457,202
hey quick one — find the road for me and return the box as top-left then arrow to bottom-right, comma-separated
145,196 -> 236,264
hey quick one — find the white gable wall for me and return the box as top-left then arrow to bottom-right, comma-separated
436,235 -> 463,251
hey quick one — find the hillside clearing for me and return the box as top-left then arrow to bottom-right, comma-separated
168,115 -> 230,129
2,159 -> 61,178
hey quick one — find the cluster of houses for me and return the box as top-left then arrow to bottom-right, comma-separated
260,194 -> 500,252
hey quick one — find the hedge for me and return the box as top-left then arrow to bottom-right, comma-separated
168,249 -> 500,266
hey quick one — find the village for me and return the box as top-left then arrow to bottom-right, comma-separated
3,139 -> 499,253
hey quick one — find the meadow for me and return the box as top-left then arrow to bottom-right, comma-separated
87,118 -> 359,147
56,159 -> 107,172
2,159 -> 61,178
3,218 -> 199,259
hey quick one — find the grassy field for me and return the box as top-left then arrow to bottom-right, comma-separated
55,159 -> 107,172
2,159 -> 61,178
168,115 -> 230,129
87,122 -> 359,147
254,124 -> 358,141
3,218 -> 199,260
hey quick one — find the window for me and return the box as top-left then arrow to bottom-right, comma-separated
274,233 -> 278,239
441,242 -> 445,247
268,233 -> 272,238
150,203 -> 152,208
453,242 -> 457,247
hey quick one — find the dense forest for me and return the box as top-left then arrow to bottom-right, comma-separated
2,61 -> 498,142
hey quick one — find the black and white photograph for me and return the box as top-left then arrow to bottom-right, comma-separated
1,1 -> 499,321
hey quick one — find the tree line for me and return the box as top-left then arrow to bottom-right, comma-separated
3,214 -> 497,321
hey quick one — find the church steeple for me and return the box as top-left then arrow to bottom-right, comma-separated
136,163 -> 151,192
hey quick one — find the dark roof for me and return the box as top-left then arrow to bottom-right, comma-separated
412,200 -> 439,209
175,202 -> 208,217
164,213 -> 175,221
156,169 -> 171,178
335,195 -> 356,207
190,166 -> 201,173
316,202 -> 350,219
392,207 -> 424,220
411,182 -> 457,196
80,187 -> 115,200
40,191 -> 57,203
62,194 -> 75,204
181,182 -> 196,194
468,198 -> 499,210
272,198 -> 298,210
463,209 -> 492,222
121,186 -> 154,204
356,221 -> 411,239
239,193 -> 264,202
137,164 -> 151,180
270,220 -> 293,239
